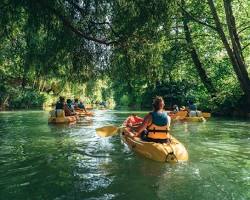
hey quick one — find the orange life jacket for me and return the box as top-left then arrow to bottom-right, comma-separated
146,112 -> 169,139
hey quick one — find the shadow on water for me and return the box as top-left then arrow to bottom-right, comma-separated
0,110 -> 249,200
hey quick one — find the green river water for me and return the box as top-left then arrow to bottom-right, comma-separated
0,110 -> 249,200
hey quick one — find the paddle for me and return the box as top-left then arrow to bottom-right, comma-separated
96,125 -> 125,137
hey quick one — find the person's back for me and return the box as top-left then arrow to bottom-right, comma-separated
151,111 -> 168,126
78,101 -> 87,112
56,101 -> 64,110
66,99 -> 74,111
188,101 -> 202,117
74,98 -> 79,109
145,111 -> 170,142
189,103 -> 197,111
55,96 -> 65,110
54,97 -> 66,117
64,99 -> 76,116
133,96 -> 171,143
173,104 -> 179,113
78,102 -> 85,109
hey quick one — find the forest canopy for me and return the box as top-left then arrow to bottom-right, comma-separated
0,0 -> 250,115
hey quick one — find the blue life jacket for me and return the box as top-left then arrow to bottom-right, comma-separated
56,101 -> 64,110
151,111 -> 168,126
189,104 -> 197,111
147,111 -> 169,140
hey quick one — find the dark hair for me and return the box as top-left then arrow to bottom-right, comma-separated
59,96 -> 65,102
152,96 -> 164,111
74,98 -> 78,102
66,99 -> 72,104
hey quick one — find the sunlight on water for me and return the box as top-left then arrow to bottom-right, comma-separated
0,110 -> 249,200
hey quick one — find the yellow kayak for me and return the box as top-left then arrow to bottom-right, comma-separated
48,110 -> 77,124
170,111 -> 209,122
75,110 -> 94,117
48,116 -> 77,124
85,104 -> 93,110
202,112 -> 211,118
184,116 -> 206,122
170,111 -> 188,122
119,128 -> 188,162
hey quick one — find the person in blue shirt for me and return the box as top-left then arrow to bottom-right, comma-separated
66,99 -> 74,112
55,96 -> 65,110
78,100 -> 87,113
188,101 -> 201,117
188,101 -> 197,111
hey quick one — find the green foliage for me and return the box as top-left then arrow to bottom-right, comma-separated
0,0 -> 249,114
8,89 -> 46,109
119,95 -> 130,107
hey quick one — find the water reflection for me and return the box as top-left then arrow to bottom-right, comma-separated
0,111 -> 249,200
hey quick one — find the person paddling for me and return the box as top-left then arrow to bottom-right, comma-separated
55,96 -> 65,110
54,97 -> 75,117
129,96 -> 171,143
78,100 -> 88,113
187,100 -> 201,117
65,99 -> 77,116
74,98 -> 79,109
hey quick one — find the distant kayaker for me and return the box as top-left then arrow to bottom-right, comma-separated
187,101 -> 201,117
54,97 -> 75,117
74,98 -> 79,109
173,104 -> 179,113
65,99 -> 77,116
66,99 -> 74,111
78,100 -> 87,113
129,96 -> 171,143
55,96 -> 65,110
54,96 -> 65,117
180,106 -> 187,111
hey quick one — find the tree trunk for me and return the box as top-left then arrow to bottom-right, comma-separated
223,0 -> 244,61
41,79 -> 46,92
181,9 -> 217,96
223,0 -> 250,100
21,69 -> 27,89
207,0 -> 250,99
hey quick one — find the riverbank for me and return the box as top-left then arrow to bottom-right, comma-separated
1,107 -> 250,119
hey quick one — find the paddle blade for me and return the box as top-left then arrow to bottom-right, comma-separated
96,125 -> 119,137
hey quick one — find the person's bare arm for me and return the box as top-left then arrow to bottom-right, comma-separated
64,105 -> 71,116
134,114 -> 152,137
83,105 -> 87,113
167,115 -> 171,130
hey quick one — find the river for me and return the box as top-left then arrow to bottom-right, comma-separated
0,110 -> 249,200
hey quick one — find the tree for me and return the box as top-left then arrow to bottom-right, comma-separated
207,0 -> 250,101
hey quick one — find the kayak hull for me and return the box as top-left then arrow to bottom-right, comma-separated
202,112 -> 211,118
170,111 -> 207,122
183,117 -> 206,122
76,111 -> 94,117
119,128 -> 188,162
48,116 -> 77,124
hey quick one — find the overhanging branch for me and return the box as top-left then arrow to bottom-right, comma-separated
238,25 -> 250,34
178,3 -> 218,31
38,0 -> 118,45
242,43 -> 250,51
